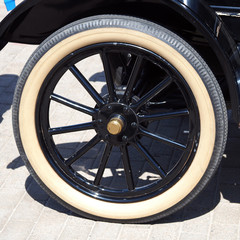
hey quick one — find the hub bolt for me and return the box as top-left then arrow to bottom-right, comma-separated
123,107 -> 130,114
122,135 -> 128,142
105,134 -> 110,140
131,122 -> 137,128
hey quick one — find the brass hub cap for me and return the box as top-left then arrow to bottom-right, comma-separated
96,103 -> 139,145
107,117 -> 124,135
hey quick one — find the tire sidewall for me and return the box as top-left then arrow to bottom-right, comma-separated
13,15 -> 226,222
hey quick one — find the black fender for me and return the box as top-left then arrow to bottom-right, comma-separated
1,0 -> 240,122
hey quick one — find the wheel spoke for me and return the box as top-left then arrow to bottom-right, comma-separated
50,94 -> 97,116
101,51 -> 117,102
120,145 -> 134,190
122,56 -> 144,103
69,65 -> 105,107
138,109 -> 189,122
94,143 -> 112,186
134,142 -> 167,178
48,122 -> 95,135
132,76 -> 173,111
65,135 -> 101,166
139,127 -> 186,150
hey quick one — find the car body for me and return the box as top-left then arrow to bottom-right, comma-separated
1,0 -> 240,121
0,0 -> 239,223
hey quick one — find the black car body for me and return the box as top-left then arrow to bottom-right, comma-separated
0,0 -> 239,223
1,0 -> 240,121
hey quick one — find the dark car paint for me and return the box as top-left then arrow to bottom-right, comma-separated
1,0 -> 240,122
0,0 -> 225,44
209,2 -> 240,42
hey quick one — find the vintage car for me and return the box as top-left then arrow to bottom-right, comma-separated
0,0 -> 239,223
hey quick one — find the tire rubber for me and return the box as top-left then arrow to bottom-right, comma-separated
12,15 -> 228,223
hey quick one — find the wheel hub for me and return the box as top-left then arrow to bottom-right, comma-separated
107,116 -> 124,135
96,103 -> 139,145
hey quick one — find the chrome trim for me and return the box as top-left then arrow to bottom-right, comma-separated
210,5 -> 240,11
216,21 -> 222,38
216,11 -> 240,18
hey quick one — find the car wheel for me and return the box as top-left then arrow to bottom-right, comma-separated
12,15 -> 228,223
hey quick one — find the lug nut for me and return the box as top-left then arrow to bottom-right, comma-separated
97,119 -> 103,124
131,122 -> 137,128
122,135 -> 128,142
105,134 -> 110,140
107,105 -> 112,111
123,107 -> 129,114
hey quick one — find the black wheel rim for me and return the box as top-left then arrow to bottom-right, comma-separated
36,42 -> 200,203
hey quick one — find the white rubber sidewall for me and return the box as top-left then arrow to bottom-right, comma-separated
19,28 -> 216,220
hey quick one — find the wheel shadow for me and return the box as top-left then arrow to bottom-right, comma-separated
6,70 -> 239,223
153,116 -> 240,224
16,118 -> 240,224
0,74 -> 18,123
